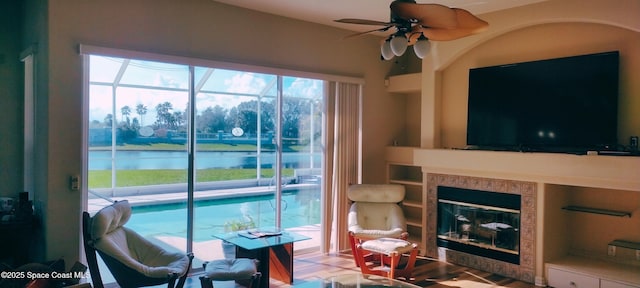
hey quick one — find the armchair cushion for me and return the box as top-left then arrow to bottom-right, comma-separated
203,258 -> 258,281
90,199 -> 131,239
347,184 -> 405,203
348,202 -> 406,239
347,184 -> 407,240
90,201 -> 190,279
360,237 -> 416,255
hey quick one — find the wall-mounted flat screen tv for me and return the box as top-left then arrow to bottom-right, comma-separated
466,51 -> 619,154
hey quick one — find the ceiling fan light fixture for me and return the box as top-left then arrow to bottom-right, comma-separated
413,33 -> 430,59
390,34 -> 408,56
381,38 -> 394,60
336,2 -> 488,60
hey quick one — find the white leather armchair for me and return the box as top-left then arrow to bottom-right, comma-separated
347,184 -> 408,265
82,200 -> 193,288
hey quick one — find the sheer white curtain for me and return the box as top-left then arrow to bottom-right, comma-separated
321,81 -> 362,253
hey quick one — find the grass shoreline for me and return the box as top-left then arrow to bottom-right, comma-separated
88,168 -> 295,189
88,143 -> 310,188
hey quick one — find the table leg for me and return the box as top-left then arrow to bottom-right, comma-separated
269,243 -> 293,284
236,243 -> 295,286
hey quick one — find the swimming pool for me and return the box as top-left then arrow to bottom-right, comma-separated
125,188 -> 321,242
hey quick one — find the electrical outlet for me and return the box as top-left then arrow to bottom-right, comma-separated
607,245 -> 616,257
70,175 -> 80,191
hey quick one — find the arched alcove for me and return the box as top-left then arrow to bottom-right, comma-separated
438,22 -> 640,149
419,0 -> 640,148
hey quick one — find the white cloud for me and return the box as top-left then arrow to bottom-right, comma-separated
225,72 -> 267,94
89,61 -> 322,123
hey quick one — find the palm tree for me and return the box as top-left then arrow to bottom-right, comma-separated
121,105 -> 132,128
104,114 -> 113,128
155,102 -> 174,129
136,103 -> 148,126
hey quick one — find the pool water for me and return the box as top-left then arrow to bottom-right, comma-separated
125,189 -> 321,242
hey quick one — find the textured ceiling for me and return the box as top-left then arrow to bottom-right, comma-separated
212,0 -> 549,36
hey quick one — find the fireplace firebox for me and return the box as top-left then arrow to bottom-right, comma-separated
437,186 -> 521,264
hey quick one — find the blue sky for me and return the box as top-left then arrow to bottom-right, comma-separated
88,55 -> 323,124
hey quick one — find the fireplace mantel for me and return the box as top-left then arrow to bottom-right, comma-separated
385,147 -> 640,285
413,148 -> 640,191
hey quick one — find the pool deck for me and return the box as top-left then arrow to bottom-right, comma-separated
87,183 -> 318,212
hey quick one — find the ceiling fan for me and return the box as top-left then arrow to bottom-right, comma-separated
335,0 -> 489,60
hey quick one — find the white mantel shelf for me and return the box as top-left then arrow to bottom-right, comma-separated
412,148 -> 640,191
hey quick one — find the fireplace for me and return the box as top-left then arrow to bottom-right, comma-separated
426,174 -> 536,283
437,186 -> 521,264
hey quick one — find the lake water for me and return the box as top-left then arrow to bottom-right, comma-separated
89,150 -> 321,170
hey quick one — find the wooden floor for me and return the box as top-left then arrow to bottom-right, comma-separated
183,250 -> 538,287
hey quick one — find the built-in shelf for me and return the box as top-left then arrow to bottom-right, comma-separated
386,73 -> 421,94
546,255 -> 640,288
609,239 -> 640,250
389,179 -> 422,186
562,205 -> 632,217
402,199 -> 422,208
405,218 -> 422,227
385,148 -> 426,256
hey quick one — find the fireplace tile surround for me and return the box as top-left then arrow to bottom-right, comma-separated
426,173 -> 537,283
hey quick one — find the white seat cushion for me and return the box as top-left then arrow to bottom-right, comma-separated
204,258 -> 258,281
360,238 -> 415,255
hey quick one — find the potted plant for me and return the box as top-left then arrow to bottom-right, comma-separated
224,216 -> 256,232
221,216 -> 256,259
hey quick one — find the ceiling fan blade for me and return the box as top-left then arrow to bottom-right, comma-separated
451,8 -> 489,33
418,27 -> 475,41
343,26 -> 394,39
334,18 -> 395,26
411,8 -> 489,41
413,27 -> 479,41
390,2 -> 458,29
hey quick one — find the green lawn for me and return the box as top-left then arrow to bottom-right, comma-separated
88,143 -> 307,188
88,168 -> 294,188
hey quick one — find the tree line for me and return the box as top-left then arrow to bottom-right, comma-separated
90,98 -> 322,143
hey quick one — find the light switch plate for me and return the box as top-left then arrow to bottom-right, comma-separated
70,175 -> 80,191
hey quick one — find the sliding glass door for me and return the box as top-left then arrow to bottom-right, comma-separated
279,76 -> 323,232
191,67 -> 281,262
87,56 -> 190,254
85,54 -> 323,273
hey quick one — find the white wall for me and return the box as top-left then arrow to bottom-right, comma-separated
28,0 -> 405,266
